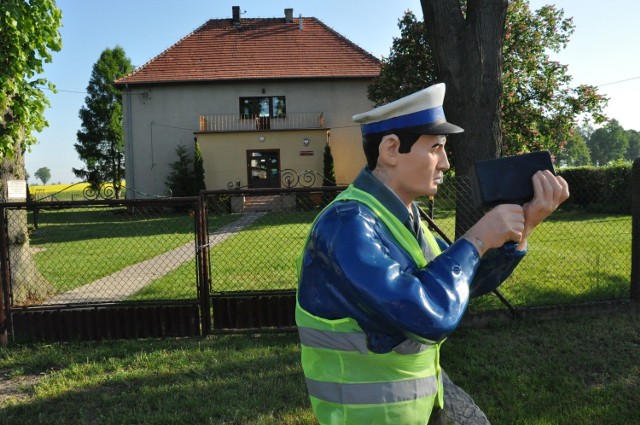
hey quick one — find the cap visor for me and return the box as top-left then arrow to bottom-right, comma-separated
408,120 -> 464,135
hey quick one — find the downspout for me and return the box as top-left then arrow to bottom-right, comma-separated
125,84 -> 135,199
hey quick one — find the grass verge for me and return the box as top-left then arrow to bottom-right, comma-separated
0,306 -> 637,424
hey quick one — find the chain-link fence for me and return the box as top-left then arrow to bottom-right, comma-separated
206,173 -> 633,313
206,190 -> 331,294
0,171 -> 635,339
424,171 -> 631,312
6,198 -> 199,308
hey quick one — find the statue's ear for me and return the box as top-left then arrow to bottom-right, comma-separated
377,134 -> 401,167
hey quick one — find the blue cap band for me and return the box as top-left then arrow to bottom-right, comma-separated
361,106 -> 445,135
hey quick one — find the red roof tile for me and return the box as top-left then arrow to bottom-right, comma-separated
115,17 -> 381,85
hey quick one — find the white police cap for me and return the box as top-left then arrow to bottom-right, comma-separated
353,83 -> 463,136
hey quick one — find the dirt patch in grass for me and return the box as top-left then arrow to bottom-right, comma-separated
0,371 -> 42,406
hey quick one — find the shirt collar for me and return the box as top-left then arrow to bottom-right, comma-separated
352,167 -> 412,225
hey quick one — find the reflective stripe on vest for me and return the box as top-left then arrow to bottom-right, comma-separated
298,326 -> 433,355
296,185 -> 445,424
305,375 -> 438,405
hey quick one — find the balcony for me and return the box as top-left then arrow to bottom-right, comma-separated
199,112 -> 324,132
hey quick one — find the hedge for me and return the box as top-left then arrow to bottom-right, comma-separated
430,163 -> 633,215
558,164 -> 632,214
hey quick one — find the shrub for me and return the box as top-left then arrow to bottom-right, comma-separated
165,145 -> 195,197
557,164 -> 632,214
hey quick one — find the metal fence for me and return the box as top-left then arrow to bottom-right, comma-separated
0,166 -> 637,341
423,174 -> 632,313
204,176 -> 633,316
0,198 -> 203,341
12,199 -> 198,307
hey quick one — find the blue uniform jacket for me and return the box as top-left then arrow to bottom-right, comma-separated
297,168 -> 525,353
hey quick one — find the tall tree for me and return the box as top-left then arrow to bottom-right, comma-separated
367,12 -> 437,105
0,0 -> 62,305
194,141 -> 206,194
34,166 -> 51,184
165,145 -> 195,197
323,144 -> 337,186
419,0 -> 509,236
587,119 -> 629,166
371,2 -> 607,165
73,46 -> 134,199
555,131 -> 591,167
415,0 -> 608,235
626,129 -> 640,162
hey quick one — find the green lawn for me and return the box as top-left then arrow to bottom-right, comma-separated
128,210 -> 318,300
429,208 -> 631,310
29,207 -> 235,295
441,305 -> 640,425
0,305 -> 637,424
202,207 -> 631,308
497,211 -> 630,306
128,259 -> 197,301
208,210 -> 317,293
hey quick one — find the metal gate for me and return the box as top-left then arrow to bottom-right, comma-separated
0,185 -> 337,342
200,186 -> 341,333
0,197 -> 202,342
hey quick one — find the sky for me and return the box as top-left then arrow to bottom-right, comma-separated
27,0 -> 640,184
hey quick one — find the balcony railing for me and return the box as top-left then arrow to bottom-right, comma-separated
199,112 -> 324,132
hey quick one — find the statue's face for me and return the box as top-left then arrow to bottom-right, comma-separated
394,134 -> 449,201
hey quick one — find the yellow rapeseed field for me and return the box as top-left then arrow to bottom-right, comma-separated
29,182 -> 126,201
29,182 -> 91,196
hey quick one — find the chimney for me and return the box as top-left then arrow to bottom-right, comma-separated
284,8 -> 293,23
299,14 -> 303,30
232,6 -> 240,24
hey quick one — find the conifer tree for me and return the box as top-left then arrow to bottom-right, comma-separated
74,46 -> 134,199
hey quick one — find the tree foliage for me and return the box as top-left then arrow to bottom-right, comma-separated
0,0 -> 62,158
555,132 -> 590,167
587,119 -> 629,166
370,1 -> 608,163
34,166 -> 51,185
500,0 -> 607,156
626,129 -> 640,162
367,12 -> 437,106
323,144 -> 337,186
194,141 -> 206,193
73,46 -> 134,199
166,144 -> 195,197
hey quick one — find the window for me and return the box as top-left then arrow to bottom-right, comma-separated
239,96 -> 286,118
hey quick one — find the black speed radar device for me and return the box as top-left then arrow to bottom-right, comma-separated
469,150 -> 556,209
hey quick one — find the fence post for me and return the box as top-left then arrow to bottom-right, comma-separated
0,206 -> 9,345
631,158 -> 640,301
196,193 -> 212,335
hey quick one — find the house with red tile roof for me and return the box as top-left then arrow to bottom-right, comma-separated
115,6 -> 381,198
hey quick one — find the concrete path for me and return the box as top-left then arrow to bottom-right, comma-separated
46,212 -> 265,305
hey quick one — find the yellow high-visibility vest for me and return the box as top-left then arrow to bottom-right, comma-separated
296,185 -> 443,425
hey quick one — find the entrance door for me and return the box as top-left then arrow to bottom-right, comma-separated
247,150 -> 281,188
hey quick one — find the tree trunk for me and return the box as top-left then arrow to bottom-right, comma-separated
0,131 -> 55,305
421,0 -> 508,237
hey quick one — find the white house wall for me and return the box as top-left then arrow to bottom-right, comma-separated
121,79 -> 374,198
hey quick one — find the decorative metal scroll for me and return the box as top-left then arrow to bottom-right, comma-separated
82,184 -> 118,200
224,170 -> 333,190
281,169 -> 330,188
226,181 -> 247,190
